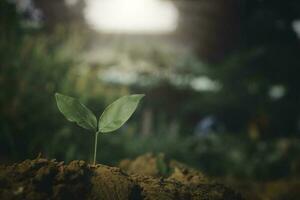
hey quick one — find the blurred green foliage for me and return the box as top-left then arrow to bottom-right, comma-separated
0,1 -> 80,161
0,0 -> 136,162
99,132 -> 300,181
1,0 -> 300,183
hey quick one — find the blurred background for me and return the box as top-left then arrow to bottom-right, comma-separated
1,0 -> 300,198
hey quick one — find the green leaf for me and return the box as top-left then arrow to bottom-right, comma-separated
99,94 -> 145,133
55,93 -> 97,131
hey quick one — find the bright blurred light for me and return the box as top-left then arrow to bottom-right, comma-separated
84,0 -> 178,34
292,20 -> 300,38
269,85 -> 286,100
190,77 -> 221,92
65,0 -> 79,6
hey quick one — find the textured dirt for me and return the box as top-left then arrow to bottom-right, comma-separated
0,154 -> 243,200
224,179 -> 300,200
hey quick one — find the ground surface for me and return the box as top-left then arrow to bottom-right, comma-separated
0,153 -> 243,200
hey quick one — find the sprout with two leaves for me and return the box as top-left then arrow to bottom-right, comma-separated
55,93 -> 144,165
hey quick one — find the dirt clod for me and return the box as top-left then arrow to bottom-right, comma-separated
0,154 -> 243,200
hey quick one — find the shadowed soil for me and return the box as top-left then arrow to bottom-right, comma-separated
0,154 -> 243,200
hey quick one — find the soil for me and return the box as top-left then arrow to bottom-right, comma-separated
0,153 -> 244,200
224,179 -> 300,200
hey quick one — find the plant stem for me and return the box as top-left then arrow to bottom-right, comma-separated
93,132 -> 99,165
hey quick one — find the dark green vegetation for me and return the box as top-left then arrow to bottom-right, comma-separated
1,0 -> 300,199
0,1 -> 80,161
96,133 -> 300,181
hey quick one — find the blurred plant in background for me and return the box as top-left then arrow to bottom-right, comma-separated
1,0 -> 300,187
0,0 -> 86,161
99,132 -> 300,181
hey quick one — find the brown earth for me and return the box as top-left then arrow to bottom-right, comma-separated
224,179 -> 300,200
0,153 -> 243,200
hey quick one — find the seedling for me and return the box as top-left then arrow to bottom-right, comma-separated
55,93 -> 144,165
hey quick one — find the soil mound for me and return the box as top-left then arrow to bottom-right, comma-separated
119,153 -> 208,184
0,155 -> 243,200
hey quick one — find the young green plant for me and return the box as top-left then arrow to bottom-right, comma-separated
55,93 -> 144,165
